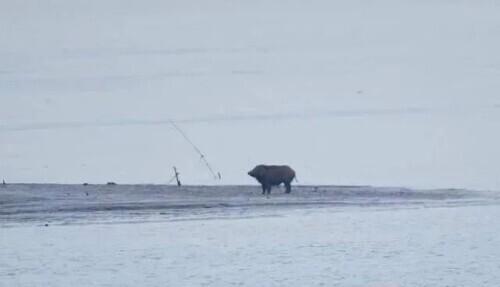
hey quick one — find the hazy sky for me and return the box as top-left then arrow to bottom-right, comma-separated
1,0 -> 500,189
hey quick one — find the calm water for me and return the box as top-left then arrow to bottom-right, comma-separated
1,184 -> 499,286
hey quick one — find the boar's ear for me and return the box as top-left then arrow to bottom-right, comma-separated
257,165 -> 268,176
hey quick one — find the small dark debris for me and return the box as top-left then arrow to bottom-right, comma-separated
83,183 -> 89,186
107,182 -> 117,185
44,223 -> 49,227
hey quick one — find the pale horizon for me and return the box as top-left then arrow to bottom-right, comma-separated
2,0 -> 500,190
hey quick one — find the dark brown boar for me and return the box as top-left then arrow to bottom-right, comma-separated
248,165 -> 296,195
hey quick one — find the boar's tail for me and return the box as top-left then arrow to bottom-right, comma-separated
294,175 -> 299,183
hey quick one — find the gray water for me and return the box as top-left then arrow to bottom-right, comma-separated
1,184 -> 499,286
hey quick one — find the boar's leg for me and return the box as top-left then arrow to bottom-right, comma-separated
261,184 -> 266,195
266,185 -> 272,195
285,181 -> 292,193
